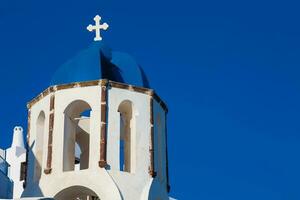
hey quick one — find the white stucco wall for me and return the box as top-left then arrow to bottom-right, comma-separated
6,127 -> 27,199
106,87 -> 153,200
24,82 -> 170,200
25,85 -> 122,200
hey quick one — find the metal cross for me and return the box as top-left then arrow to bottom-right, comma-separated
87,15 -> 109,41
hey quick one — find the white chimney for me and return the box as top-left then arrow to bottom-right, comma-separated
11,126 -> 25,148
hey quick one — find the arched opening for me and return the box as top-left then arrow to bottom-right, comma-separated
118,100 -> 134,173
63,100 -> 92,172
35,111 -> 45,181
54,186 -> 100,200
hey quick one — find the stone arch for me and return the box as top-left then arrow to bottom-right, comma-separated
118,100 -> 135,173
54,185 -> 99,200
35,111 -> 46,182
45,170 -> 123,200
63,100 -> 92,172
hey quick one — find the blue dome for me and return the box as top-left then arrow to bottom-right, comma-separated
50,42 -> 150,88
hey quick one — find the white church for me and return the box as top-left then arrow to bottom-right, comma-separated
0,15 -> 176,200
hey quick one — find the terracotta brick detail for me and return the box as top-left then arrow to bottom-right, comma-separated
101,105 -> 107,123
28,80 -> 168,114
50,96 -> 55,110
45,95 -> 55,174
79,80 -> 100,87
44,168 -> 52,174
109,81 -> 130,90
99,84 -> 108,168
26,79 -> 169,176
56,83 -> 77,91
98,160 -> 107,168
149,98 -> 157,177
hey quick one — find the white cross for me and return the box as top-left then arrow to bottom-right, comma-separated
87,15 -> 109,41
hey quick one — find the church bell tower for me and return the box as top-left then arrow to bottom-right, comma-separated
22,15 -> 170,200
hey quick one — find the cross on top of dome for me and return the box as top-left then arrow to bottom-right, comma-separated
87,15 -> 109,41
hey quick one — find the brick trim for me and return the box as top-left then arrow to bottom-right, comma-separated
149,97 -> 157,177
99,80 -> 108,168
44,95 -> 55,174
27,80 -> 168,113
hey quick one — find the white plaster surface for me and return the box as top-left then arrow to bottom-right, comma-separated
24,83 -> 171,200
6,127 -> 26,199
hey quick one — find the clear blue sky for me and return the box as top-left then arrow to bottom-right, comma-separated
1,0 -> 300,199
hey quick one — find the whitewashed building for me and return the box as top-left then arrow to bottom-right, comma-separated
22,42 -> 171,200
0,127 -> 27,199
0,15 -> 176,200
